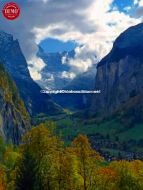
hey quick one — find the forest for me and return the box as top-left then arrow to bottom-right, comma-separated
0,122 -> 143,190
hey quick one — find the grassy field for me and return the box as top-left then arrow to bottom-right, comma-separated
40,114 -> 143,142
33,113 -> 143,156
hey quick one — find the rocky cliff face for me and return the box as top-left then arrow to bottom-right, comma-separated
91,23 -> 143,120
0,31 -> 62,116
0,64 -> 30,144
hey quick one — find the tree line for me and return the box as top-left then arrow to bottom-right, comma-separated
0,122 -> 143,190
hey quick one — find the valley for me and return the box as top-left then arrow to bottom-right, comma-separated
32,112 -> 143,160
1,23 -> 143,161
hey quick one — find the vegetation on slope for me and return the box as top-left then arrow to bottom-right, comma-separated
0,63 -> 30,124
0,123 -> 143,190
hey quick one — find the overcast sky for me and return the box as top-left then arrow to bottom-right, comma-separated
0,0 -> 143,80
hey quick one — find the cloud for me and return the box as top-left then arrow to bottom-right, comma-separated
139,0 -> 143,6
124,6 -> 132,12
28,56 -> 45,80
0,0 -> 95,79
61,71 -> 75,79
61,45 -> 96,77
64,46 -> 96,73
0,0 -> 142,80
134,0 -> 140,5
134,0 -> 143,18
33,0 -> 141,75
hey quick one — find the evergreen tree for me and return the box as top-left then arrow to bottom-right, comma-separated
15,149 -> 37,190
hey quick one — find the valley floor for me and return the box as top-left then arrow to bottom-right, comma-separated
33,113 -> 143,161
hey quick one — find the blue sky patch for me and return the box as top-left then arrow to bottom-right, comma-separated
113,0 -> 133,10
40,38 -> 78,53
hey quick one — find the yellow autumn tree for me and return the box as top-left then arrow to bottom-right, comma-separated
71,134 -> 102,190
110,160 -> 141,190
16,123 -> 65,190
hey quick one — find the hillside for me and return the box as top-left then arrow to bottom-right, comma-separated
0,31 -> 62,116
0,63 -> 30,144
90,23 -> 143,122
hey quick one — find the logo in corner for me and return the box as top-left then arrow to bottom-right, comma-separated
2,2 -> 20,20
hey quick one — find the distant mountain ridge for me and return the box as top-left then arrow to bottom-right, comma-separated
38,46 -> 97,110
37,46 -> 75,89
51,64 -> 97,110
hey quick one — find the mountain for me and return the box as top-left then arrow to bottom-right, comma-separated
0,63 -> 30,144
90,23 -> 143,124
51,64 -> 97,110
37,46 -> 75,89
38,46 -> 96,110
0,31 -> 62,116
65,64 -> 96,90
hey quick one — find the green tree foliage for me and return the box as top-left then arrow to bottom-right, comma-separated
0,63 -> 30,123
16,123 -> 64,190
15,149 -> 37,190
14,124 -> 103,190
1,122 -> 143,189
